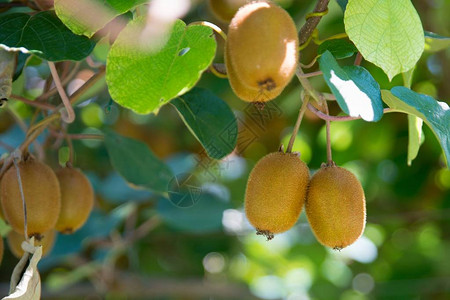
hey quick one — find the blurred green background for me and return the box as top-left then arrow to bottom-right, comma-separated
0,0 -> 449,299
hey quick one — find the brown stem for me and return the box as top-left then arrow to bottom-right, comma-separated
307,103 -> 397,121
354,52 -> 363,66
286,94 -> 309,153
322,101 -> 333,164
298,0 -> 331,46
10,94 -> 56,110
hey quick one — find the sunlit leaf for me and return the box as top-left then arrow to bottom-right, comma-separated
407,115 -> 424,166
344,0 -> 424,80
106,19 -> 216,114
319,51 -> 383,122
424,31 -> 450,52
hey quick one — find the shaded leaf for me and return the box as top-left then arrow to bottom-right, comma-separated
104,130 -> 174,192
407,115 -> 424,166
382,88 -> 450,168
318,39 -> 357,59
106,19 -> 216,114
344,0 -> 424,80
424,31 -> 450,52
319,51 -> 383,122
172,88 -> 237,159
0,12 -> 95,61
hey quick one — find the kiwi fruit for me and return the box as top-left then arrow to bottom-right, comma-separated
55,167 -> 94,234
208,0 -> 249,22
225,1 -> 298,103
7,230 -> 56,258
245,151 -> 309,239
0,158 -> 61,239
305,164 -> 366,249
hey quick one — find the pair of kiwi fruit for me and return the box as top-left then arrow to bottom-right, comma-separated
245,151 -> 366,249
0,157 -> 94,258
216,1 -> 298,103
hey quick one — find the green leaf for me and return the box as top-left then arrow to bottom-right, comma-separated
0,12 -> 95,61
54,0 -> 146,37
407,115 -> 424,166
106,19 -> 216,114
171,88 -> 237,159
319,51 -> 384,122
344,0 -> 424,80
382,88 -> 450,168
318,39 -> 358,59
424,31 -> 450,52
157,195 -> 230,233
104,130 -> 174,192
336,0 -> 348,11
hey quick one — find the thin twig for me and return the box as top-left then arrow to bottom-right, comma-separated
48,61 -> 75,123
286,94 -> 309,153
354,52 -> 363,66
9,94 -> 56,110
298,70 -> 323,78
322,101 -> 333,164
68,67 -> 106,105
307,103 -> 397,121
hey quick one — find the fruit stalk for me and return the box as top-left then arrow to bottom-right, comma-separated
286,94 -> 309,153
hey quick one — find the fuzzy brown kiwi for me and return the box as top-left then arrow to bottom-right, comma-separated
305,164 -> 366,250
7,229 -> 56,258
0,157 -> 61,239
225,1 -> 298,103
55,167 -> 94,234
245,151 -> 309,239
208,0 -> 249,22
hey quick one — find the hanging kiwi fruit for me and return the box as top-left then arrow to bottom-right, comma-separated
245,151 -> 309,239
305,164 -> 366,250
0,157 -> 61,239
55,166 -> 94,234
7,229 -> 56,258
225,1 -> 299,103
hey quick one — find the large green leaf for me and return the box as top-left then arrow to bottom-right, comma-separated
382,88 -> 450,168
104,130 -> 174,192
157,195 -> 230,233
106,19 -> 216,114
344,0 -> 424,80
319,51 -> 383,122
171,88 -> 237,159
0,12 -> 95,61
54,0 -> 146,37
424,31 -> 450,52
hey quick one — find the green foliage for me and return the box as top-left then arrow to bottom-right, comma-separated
382,88 -> 450,167
104,130 -> 174,192
344,0 -> 424,80
54,0 -> 146,37
424,31 -> 450,52
172,88 -> 237,159
319,51 -> 383,122
106,19 -> 217,114
317,39 -> 357,59
0,12 -> 95,61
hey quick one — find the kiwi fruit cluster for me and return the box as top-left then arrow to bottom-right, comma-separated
245,154 -> 366,249
224,1 -> 298,103
0,156 -> 94,257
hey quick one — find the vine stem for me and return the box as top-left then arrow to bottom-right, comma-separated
48,61 -> 75,123
12,151 -> 28,240
298,0 -> 331,46
10,94 -> 56,110
286,94 -> 309,153
307,103 -> 398,121
322,101 -> 333,164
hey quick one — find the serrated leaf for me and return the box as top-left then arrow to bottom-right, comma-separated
407,115 -> 424,166
344,0 -> 424,80
318,39 -> 357,59
54,0 -> 146,37
104,130 -> 174,192
382,88 -> 450,167
171,88 -> 237,159
319,51 -> 383,122
106,19 -> 216,114
424,31 -> 450,52
0,12 -> 95,61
